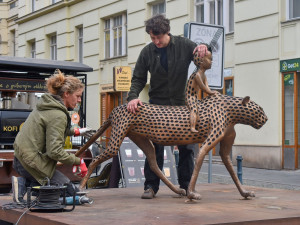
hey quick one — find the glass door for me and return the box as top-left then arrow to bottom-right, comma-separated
282,72 -> 299,169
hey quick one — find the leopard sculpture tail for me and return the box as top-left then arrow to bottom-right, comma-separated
75,118 -> 111,158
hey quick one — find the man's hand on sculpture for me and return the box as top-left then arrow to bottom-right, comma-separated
72,158 -> 88,178
193,44 -> 208,58
127,99 -> 143,114
74,127 -> 93,137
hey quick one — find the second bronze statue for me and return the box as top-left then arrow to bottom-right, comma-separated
186,48 -> 218,133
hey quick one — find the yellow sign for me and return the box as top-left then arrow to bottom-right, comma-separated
113,66 -> 132,91
3,126 -> 18,132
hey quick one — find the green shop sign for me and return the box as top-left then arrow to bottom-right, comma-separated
280,58 -> 300,72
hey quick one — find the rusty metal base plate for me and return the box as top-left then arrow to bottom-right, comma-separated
1,184 -> 300,225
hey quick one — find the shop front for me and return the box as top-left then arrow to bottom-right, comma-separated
280,58 -> 300,169
99,66 -> 131,145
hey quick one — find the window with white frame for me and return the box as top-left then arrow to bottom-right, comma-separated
50,35 -> 57,60
32,0 -> 35,11
209,0 -> 216,24
77,27 -> 83,63
228,0 -> 234,32
10,30 -> 16,56
152,1 -> 166,16
195,0 -> 204,23
195,0 -> 234,33
31,41 -> 36,58
113,15 -> 122,57
9,1 -> 16,9
217,0 -> 223,25
104,20 -> 110,59
104,14 -> 127,59
288,0 -> 300,19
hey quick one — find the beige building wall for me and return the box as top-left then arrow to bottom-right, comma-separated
232,0 -> 282,168
0,2 -> 9,55
15,0 -> 130,130
1,0 -> 19,56
1,0 -> 300,169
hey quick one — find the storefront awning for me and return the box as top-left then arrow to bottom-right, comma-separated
0,56 -> 93,77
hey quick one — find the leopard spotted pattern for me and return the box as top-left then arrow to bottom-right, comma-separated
186,51 -> 216,133
185,72 -> 199,116
76,93 -> 267,201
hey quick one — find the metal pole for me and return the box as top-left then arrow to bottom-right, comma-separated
236,155 -> 243,184
208,150 -> 212,183
118,152 -> 126,188
174,149 -> 179,171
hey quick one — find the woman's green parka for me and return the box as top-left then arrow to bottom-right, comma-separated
14,93 -> 81,185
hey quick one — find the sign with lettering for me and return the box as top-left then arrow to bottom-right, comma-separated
119,137 -> 178,187
184,22 -> 224,89
280,58 -> 300,72
0,110 -> 31,144
0,78 -> 46,92
113,66 -> 132,91
100,83 -> 114,92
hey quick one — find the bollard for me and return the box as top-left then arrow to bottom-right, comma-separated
236,155 -> 243,184
208,150 -> 212,183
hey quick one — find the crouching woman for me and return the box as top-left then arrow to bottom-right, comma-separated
12,70 -> 88,203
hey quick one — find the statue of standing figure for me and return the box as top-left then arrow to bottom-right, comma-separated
185,47 -> 218,133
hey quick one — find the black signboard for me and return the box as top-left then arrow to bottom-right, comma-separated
0,110 -> 31,145
0,78 -> 46,92
119,137 -> 178,187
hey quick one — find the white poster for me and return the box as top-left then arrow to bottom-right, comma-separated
185,22 -> 224,89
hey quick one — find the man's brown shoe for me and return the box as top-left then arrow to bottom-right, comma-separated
141,188 -> 155,199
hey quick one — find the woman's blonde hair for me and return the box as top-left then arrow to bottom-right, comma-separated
46,69 -> 84,97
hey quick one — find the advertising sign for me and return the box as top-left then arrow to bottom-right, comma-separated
280,58 -> 300,72
0,78 -> 46,92
284,73 -> 294,86
0,111 -> 31,144
113,66 -> 132,91
119,137 -> 178,187
184,22 -> 224,89
100,83 -> 114,92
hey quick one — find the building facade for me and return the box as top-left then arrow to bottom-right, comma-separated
0,0 -> 300,170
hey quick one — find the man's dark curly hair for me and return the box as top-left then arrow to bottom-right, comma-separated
145,14 -> 170,35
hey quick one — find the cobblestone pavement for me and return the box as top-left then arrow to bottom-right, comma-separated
197,157 -> 300,190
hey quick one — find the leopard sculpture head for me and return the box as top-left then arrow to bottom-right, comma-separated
200,94 -> 268,130
239,96 -> 268,129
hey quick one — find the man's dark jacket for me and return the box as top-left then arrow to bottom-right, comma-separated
127,34 -> 197,106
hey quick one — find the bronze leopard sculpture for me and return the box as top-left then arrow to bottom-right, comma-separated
75,93 -> 267,201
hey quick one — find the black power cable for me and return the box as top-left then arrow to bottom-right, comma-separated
2,199 -> 37,225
